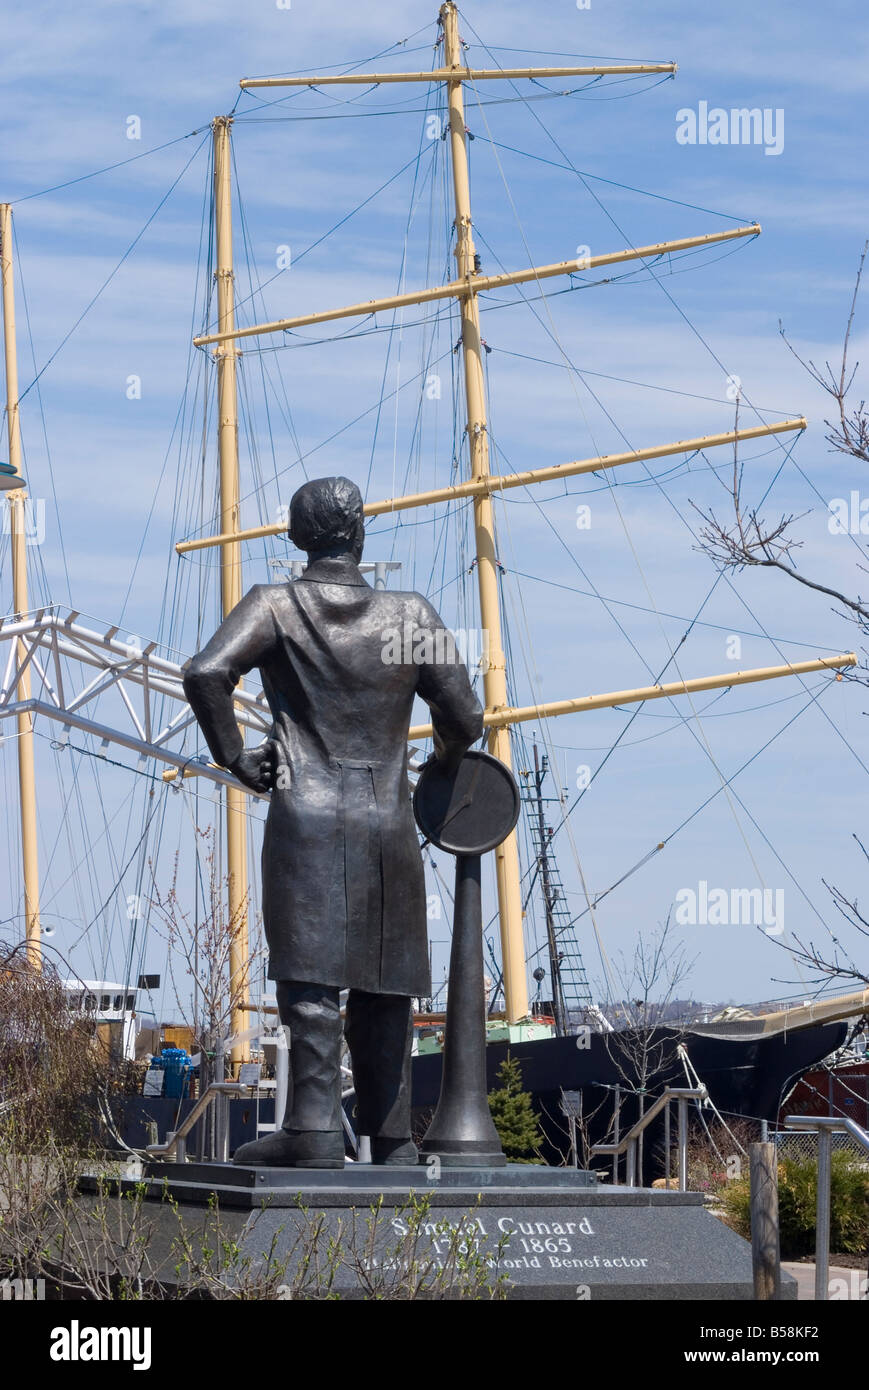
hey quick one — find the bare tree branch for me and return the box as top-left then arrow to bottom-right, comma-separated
780,241 -> 869,464
692,243 -> 869,644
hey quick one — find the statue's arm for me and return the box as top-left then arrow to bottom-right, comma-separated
183,586 -> 276,773
414,600 -> 484,770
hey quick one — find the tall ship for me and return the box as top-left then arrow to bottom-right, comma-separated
2,4 -> 866,1168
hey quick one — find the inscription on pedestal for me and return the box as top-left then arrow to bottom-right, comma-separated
239,1195 -> 779,1300
384,1209 -> 651,1280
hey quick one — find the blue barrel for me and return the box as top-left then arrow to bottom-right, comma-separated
160,1047 -> 191,1099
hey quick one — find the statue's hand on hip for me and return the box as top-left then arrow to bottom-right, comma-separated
229,740 -> 279,793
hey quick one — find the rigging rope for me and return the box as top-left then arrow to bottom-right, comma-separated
18,135 -> 210,402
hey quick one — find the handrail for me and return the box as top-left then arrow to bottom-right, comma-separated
783,1114 -> 869,1151
591,1086 -> 707,1190
782,1114 -> 869,1300
592,1087 -> 706,1154
146,1081 -> 256,1163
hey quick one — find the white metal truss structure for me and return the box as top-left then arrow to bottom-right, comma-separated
0,606 -> 270,794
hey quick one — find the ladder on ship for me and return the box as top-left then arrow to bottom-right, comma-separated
522,743 -> 593,1037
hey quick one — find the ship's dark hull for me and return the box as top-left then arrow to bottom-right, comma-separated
411,1021 -> 849,1170
113,1020 -> 847,1168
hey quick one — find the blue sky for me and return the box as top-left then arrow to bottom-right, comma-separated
1,1 -> 867,1021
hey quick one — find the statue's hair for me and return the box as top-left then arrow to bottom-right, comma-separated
288,476 -> 364,553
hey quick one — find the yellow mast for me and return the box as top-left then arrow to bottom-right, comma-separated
0,203 -> 41,969
239,63 -> 678,89
165,651 -> 856,786
408,653 -> 856,738
211,119 -> 249,1063
440,2 -> 527,1018
193,226 -> 761,349
173,11 -> 853,1027
177,419 -> 806,554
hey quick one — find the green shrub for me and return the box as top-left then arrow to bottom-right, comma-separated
719,1151 -> 869,1258
487,1056 -> 545,1164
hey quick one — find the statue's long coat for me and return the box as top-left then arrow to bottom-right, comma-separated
183,555 -> 483,995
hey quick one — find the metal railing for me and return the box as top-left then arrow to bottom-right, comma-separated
774,1125 -> 868,1163
146,1082 -> 255,1163
146,1077 -> 361,1165
783,1115 -> 869,1301
590,1086 -> 706,1189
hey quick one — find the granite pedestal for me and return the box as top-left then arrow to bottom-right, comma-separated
98,1160 -> 793,1300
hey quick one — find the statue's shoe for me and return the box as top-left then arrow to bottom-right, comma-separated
372,1137 -> 418,1166
233,1128 -> 345,1169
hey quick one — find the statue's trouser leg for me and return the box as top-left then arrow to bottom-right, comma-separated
277,980 -> 343,1133
345,991 -> 413,1144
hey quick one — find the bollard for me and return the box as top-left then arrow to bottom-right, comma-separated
815,1129 -> 832,1302
749,1141 -> 781,1300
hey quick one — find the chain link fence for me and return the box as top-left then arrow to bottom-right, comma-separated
773,1127 -> 869,1163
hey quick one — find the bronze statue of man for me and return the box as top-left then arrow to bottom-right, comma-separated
183,476 -> 483,1167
